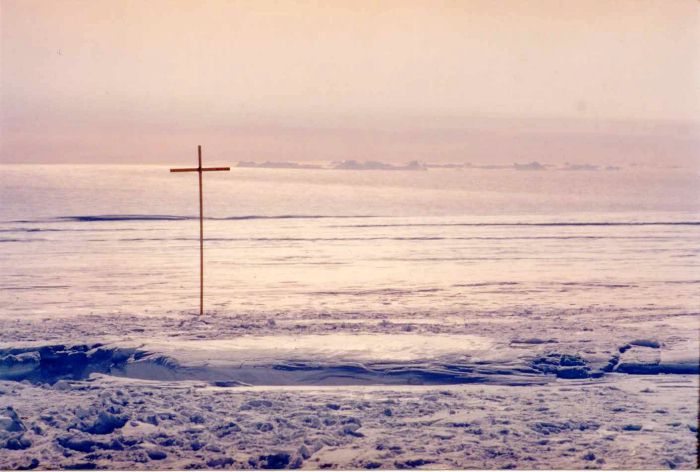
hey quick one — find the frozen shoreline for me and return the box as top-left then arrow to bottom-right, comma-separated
1,333 -> 697,388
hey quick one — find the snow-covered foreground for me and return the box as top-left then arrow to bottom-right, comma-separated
0,374 -> 697,470
0,307 -> 698,469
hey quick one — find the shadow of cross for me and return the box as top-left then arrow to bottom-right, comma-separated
170,145 -> 230,315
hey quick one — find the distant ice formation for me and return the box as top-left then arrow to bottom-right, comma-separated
331,160 -> 427,171
513,161 -> 546,171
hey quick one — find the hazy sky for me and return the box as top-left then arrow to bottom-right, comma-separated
1,0 -> 698,164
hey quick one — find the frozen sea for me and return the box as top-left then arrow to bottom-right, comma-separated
1,164 -> 699,318
0,163 -> 698,469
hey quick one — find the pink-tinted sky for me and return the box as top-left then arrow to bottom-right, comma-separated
1,0 -> 698,164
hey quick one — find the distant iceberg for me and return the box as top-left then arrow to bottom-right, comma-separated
513,161 -> 546,171
332,160 -> 427,171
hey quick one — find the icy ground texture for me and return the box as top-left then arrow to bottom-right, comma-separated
0,306 -> 698,469
0,376 -> 697,470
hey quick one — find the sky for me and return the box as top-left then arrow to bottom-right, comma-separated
1,0 -> 698,165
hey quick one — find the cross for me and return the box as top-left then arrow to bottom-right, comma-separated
170,145 -> 230,315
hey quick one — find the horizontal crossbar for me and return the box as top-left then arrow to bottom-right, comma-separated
170,167 -> 231,172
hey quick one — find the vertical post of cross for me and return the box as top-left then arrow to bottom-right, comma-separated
198,145 -> 204,316
170,146 -> 230,315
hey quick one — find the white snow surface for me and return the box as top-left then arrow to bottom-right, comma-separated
147,333 -> 493,363
0,307 -> 698,469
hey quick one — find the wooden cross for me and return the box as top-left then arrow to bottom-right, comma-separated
170,145 -> 230,315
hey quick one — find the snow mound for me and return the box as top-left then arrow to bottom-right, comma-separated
1,334 -> 697,387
